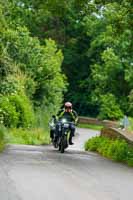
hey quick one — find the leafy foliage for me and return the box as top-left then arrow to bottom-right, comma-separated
85,136 -> 133,166
0,94 -> 35,128
84,0 -> 132,118
0,7 -> 66,130
0,0 -> 132,129
0,96 -> 19,127
0,125 -> 6,151
98,94 -> 123,120
9,94 -> 35,128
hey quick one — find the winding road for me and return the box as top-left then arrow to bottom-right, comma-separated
0,128 -> 133,200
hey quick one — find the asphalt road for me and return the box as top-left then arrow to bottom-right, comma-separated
0,128 -> 133,200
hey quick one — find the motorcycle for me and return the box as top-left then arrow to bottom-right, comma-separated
49,117 -> 74,153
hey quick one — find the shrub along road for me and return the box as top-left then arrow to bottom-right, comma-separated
0,128 -> 133,200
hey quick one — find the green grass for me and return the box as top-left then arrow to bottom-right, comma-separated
78,123 -> 103,131
8,128 -> 50,145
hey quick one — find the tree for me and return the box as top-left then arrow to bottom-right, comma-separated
82,0 -> 132,118
0,0 -> 132,120
0,2 -> 66,127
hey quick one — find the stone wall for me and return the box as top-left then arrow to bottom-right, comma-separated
78,116 -> 118,128
101,127 -> 133,146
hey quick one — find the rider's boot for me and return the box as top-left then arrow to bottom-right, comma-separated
69,136 -> 74,145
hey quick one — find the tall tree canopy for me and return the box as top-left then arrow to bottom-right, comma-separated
0,1 -> 66,127
0,0 -> 132,124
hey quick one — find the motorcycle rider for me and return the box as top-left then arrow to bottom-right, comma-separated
50,102 -> 78,145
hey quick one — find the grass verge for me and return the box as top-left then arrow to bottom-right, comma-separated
78,123 -> 103,131
8,128 -> 50,145
0,125 -> 6,152
85,136 -> 133,167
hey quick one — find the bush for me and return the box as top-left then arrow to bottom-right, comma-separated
85,136 -> 104,151
0,96 -> 19,127
0,94 -> 35,128
0,76 -> 20,95
107,140 -> 128,161
9,94 -> 35,128
127,147 -> 133,166
85,136 -> 133,166
97,137 -> 110,157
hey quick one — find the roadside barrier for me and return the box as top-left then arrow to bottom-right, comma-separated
78,116 -> 118,128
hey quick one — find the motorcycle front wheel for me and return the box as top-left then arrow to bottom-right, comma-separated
60,135 -> 67,153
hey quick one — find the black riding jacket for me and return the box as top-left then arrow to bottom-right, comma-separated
57,109 -> 78,123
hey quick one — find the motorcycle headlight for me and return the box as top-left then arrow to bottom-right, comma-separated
61,118 -> 67,123
63,123 -> 69,128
